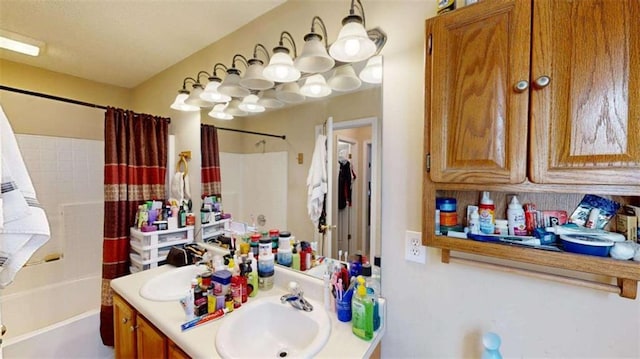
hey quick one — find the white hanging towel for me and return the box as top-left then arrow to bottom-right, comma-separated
0,104 -> 50,288
306,134 -> 327,226
170,171 -> 184,203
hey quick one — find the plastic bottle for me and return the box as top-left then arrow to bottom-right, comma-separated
351,276 -> 373,340
361,263 -> 380,331
478,191 -> 495,234
247,253 -> 258,297
178,205 -> 186,228
507,196 -> 527,236
291,243 -> 300,271
469,207 -> 480,234
481,332 -> 503,359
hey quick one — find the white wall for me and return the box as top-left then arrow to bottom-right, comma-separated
371,2 -> 640,358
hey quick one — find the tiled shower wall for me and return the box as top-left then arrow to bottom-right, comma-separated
0,135 -> 104,339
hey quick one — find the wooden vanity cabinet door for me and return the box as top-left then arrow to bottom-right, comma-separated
529,0 -> 640,184
136,314 -> 168,359
113,294 -> 137,359
168,341 -> 191,359
426,0 -> 531,184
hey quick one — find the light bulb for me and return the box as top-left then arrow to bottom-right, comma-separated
275,66 -> 289,80
345,39 -> 361,57
310,84 -> 322,95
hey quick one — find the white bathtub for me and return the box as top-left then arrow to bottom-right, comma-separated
2,309 -> 113,359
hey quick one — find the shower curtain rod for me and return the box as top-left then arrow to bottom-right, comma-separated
1,85 -> 109,110
216,126 -> 286,140
0,85 -> 171,124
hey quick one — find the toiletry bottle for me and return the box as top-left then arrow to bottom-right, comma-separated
479,191 -> 495,234
230,274 -> 242,309
247,253 -> 258,297
178,205 -> 186,228
469,207 -> 480,234
351,276 -> 373,340
239,262 -> 248,303
292,243 -> 300,270
361,263 -> 380,331
507,196 -> 527,236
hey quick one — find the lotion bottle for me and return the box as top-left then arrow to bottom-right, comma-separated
292,243 -> 300,271
507,196 -> 527,236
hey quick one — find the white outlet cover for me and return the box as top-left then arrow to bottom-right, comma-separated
405,230 -> 427,264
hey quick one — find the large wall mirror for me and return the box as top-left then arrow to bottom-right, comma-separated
200,58 -> 382,278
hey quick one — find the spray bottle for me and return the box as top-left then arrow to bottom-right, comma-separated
479,191 -> 495,234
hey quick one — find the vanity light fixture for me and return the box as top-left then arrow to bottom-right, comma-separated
329,0 -> 377,63
275,82 -> 305,103
358,54 -> 382,84
185,71 -> 216,108
170,77 -> 201,111
239,93 -> 266,113
257,89 -> 285,109
208,103 -> 234,120
263,31 -> 301,83
294,16 -> 335,74
300,74 -> 332,98
201,63 -> 232,103
328,64 -> 362,92
239,44 -> 275,90
218,55 -> 251,98
224,99 -> 248,117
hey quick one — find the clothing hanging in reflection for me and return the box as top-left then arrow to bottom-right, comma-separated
338,155 -> 356,210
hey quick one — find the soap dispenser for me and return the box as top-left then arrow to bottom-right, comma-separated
292,242 -> 300,271
351,276 -> 373,340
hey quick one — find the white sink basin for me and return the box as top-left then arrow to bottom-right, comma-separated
215,295 -> 331,359
139,265 -> 206,301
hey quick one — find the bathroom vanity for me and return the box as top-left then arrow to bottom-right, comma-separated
111,261 -> 384,358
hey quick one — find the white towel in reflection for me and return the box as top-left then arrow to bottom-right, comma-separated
0,104 -> 50,288
170,171 -> 184,202
307,134 -> 327,226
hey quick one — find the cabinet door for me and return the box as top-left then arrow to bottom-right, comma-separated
426,0 -> 531,184
168,341 -> 191,359
136,314 -> 167,359
529,0 -> 640,184
113,294 -> 137,359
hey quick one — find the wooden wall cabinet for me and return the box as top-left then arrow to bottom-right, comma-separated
114,293 -> 189,359
423,0 -> 640,299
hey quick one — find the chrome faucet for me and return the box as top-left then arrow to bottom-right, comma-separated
280,282 -> 313,312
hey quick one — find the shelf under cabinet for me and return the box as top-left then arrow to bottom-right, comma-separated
427,235 -> 640,299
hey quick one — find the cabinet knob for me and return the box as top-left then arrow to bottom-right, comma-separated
129,325 -> 138,332
513,80 -> 529,93
533,75 -> 551,88
122,317 -> 129,324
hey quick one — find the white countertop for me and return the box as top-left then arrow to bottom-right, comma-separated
111,259 -> 385,358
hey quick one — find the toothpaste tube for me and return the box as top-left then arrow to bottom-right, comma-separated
181,308 -> 228,331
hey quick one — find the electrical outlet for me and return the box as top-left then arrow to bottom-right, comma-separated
405,230 -> 427,264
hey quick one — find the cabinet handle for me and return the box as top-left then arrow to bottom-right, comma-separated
533,76 -> 551,88
129,325 -> 138,332
122,318 -> 129,324
513,80 -> 529,93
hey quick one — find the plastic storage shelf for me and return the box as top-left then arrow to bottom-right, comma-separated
201,218 -> 231,242
129,226 -> 194,273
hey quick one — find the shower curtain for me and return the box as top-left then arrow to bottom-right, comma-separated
200,124 -> 222,198
99,107 -> 169,346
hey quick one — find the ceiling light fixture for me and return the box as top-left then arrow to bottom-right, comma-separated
0,30 -> 43,57
208,103 -> 234,120
300,74 -> 332,98
263,31 -> 301,83
184,71 -> 216,108
358,54 -> 383,84
239,93 -> 266,113
239,44 -> 275,90
328,64 -> 362,92
258,89 -> 285,109
224,99 -> 248,117
329,0 -> 377,63
218,54 -> 251,98
294,16 -> 335,74
170,77 -> 200,111
275,82 -> 305,104
201,63 -> 232,103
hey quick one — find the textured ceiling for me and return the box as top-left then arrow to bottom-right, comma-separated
0,0 -> 286,88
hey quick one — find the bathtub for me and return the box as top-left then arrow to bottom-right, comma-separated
2,309 -> 113,359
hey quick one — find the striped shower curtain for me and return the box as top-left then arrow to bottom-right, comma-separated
99,107 -> 169,346
200,124 -> 222,198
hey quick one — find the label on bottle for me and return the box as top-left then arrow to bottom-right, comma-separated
478,207 -> 495,234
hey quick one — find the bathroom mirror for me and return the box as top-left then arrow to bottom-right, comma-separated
202,59 -> 383,277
